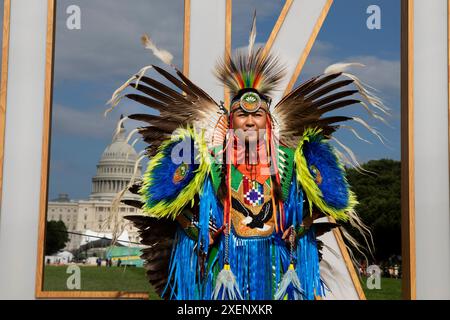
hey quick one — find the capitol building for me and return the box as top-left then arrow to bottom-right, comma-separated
47,121 -> 144,252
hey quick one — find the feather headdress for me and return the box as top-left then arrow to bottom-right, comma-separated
215,48 -> 285,100
215,13 -> 285,101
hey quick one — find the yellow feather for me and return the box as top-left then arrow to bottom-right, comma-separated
139,127 -> 210,220
294,128 -> 357,221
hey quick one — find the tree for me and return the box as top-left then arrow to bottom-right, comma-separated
345,159 -> 401,263
45,220 -> 70,255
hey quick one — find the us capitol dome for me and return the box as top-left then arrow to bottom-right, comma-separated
90,121 -> 142,201
47,118 -> 145,252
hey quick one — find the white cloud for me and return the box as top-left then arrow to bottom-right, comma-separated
54,0 -> 288,83
52,100 -> 156,141
53,104 -> 116,138
54,0 -> 185,82
53,0 -> 400,97
300,41 -> 400,93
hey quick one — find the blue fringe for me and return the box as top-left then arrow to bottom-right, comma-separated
201,262 -> 216,299
163,227 -> 322,300
284,178 -> 304,228
197,177 -> 223,299
161,177 -> 220,300
162,228 -> 199,300
208,230 -> 289,300
296,229 -> 324,300
228,231 -> 273,299
163,177 -> 323,300
198,178 -> 219,253
201,236 -> 224,299
273,234 -> 290,290
283,166 -> 325,299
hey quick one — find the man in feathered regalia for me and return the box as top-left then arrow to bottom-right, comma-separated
108,17 -> 385,300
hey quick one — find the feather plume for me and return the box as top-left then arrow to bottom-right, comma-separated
141,34 -> 174,65
105,66 -> 153,118
135,65 -> 153,88
352,117 -> 387,145
215,47 -> 285,99
248,11 -> 257,58
125,215 -> 177,298
125,128 -> 140,145
274,264 -> 304,300
331,136 -> 363,169
212,264 -> 243,300
324,62 -> 390,115
105,75 -> 137,116
324,62 -> 365,75
109,46 -> 223,150
340,125 -> 372,144
111,116 -> 128,142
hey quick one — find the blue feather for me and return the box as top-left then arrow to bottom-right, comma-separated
147,138 -> 199,204
284,178 -> 304,228
162,228 -> 200,300
296,229 -> 324,299
303,135 -> 349,210
199,177 -> 221,253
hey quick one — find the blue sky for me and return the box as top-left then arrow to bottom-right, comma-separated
49,0 -> 401,201
304,0 -> 401,164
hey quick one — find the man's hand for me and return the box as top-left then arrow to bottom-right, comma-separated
282,226 -> 294,242
281,208 -> 325,244
209,225 -> 226,247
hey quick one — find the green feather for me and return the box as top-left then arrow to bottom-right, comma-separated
294,128 -> 357,221
139,127 -> 210,220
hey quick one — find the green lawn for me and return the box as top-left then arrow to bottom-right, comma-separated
361,277 -> 402,300
43,266 -> 160,299
44,266 -> 402,300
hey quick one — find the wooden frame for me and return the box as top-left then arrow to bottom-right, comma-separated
224,0 -> 232,106
0,0 -> 11,207
182,0 -> 190,77
35,0 -> 149,299
261,0 -> 294,60
332,226 -> 366,299
401,0 -> 416,300
35,0 -> 415,300
283,0 -> 333,96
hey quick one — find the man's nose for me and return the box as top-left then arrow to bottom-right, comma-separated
245,116 -> 256,128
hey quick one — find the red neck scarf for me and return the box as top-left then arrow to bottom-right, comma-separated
232,136 -> 271,185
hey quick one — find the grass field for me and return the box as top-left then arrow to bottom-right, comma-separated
43,266 -> 160,299
361,277 -> 402,300
44,266 -> 402,300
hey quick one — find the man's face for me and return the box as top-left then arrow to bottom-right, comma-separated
232,108 -> 267,143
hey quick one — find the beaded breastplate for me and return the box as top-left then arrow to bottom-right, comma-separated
230,172 -> 275,238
